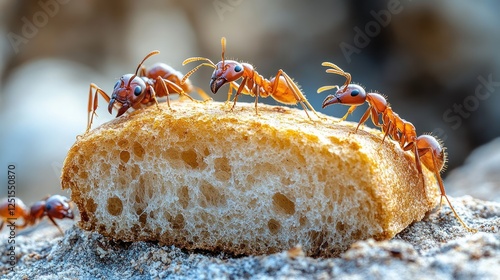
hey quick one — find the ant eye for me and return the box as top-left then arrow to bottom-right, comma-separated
234,65 -> 242,72
114,81 -> 120,88
134,86 -> 142,96
46,204 -> 52,211
351,89 -> 360,97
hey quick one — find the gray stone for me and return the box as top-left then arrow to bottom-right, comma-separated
1,196 -> 498,279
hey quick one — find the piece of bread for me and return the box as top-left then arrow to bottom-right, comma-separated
61,101 -> 439,257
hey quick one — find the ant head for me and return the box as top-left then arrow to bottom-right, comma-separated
182,37 -> 243,93
108,50 -> 159,117
108,74 -> 147,117
45,195 -> 74,220
210,60 -> 245,93
321,84 -> 367,108
209,37 -> 245,93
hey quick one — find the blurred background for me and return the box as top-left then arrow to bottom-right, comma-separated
1,0 -> 499,205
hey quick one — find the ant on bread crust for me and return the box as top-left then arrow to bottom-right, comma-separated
0,195 -> 74,235
181,37 -> 322,120
85,51 -> 211,134
318,62 -> 477,232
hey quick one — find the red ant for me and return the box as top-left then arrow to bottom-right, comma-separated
318,62 -> 476,232
86,51 -> 210,133
181,37 -> 321,120
0,195 -> 74,234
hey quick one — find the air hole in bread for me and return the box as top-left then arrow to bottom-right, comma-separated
117,139 -> 128,148
308,230 -> 325,248
268,219 -> 281,235
352,229 -> 363,240
181,149 -> 199,169
178,185 -> 190,209
139,212 -> 148,226
107,196 -> 123,216
120,151 -> 130,163
86,197 -> 97,214
200,181 -> 226,207
101,162 -> 111,176
171,213 -> 185,230
299,215 -> 307,227
214,157 -> 232,181
148,210 -> 156,220
133,141 -> 145,159
131,164 -> 140,179
163,147 -> 179,160
272,192 -> 295,215
336,221 -> 346,233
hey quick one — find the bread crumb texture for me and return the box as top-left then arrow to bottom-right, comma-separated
61,101 -> 439,257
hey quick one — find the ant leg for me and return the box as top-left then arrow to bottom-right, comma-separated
155,77 -> 174,110
17,216 -> 30,229
370,108 -> 383,128
399,133 -> 407,150
152,86 -> 163,109
47,215 -> 64,235
423,148 -> 477,232
86,83 -> 111,134
163,78 -> 198,103
192,86 -> 212,102
226,83 -> 235,103
230,78 -> 248,111
382,122 -> 393,143
403,141 -> 423,175
254,85 -> 260,115
275,70 -> 323,120
354,108 -> 372,132
400,139 -> 427,203
225,81 -> 243,104
339,105 -> 357,122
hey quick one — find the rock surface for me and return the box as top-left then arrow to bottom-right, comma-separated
0,196 -> 498,279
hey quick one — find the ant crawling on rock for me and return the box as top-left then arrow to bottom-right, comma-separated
318,62 -> 477,232
0,195 -> 74,234
182,37 -> 322,120
86,51 -> 210,133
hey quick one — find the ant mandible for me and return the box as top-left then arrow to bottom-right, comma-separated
318,62 -> 476,232
181,37 -> 322,120
0,195 -> 74,235
86,51 -> 210,133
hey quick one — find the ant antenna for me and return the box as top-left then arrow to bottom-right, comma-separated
321,62 -> 352,92
181,57 -> 216,84
127,50 -> 160,88
221,37 -> 226,68
180,37 -> 226,85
